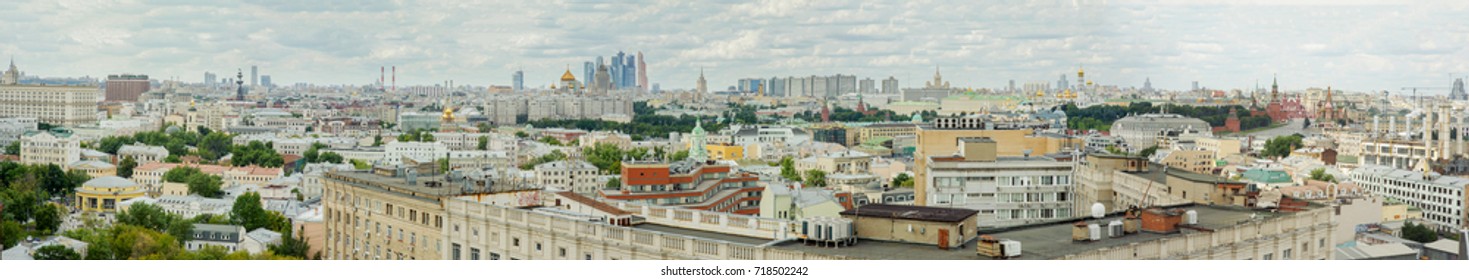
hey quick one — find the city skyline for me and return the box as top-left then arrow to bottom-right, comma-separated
0,1 -> 1466,92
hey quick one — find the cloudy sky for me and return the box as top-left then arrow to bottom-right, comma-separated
1,0 -> 1466,93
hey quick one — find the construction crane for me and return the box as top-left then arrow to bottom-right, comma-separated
1400,87 -> 1453,108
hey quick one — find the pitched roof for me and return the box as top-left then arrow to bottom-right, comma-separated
554,191 -> 632,216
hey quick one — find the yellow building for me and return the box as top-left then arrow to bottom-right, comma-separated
74,176 -> 146,213
706,143 -> 744,161
69,160 -> 118,178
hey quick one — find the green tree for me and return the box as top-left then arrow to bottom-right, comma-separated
1401,221 -> 1440,243
115,202 -> 194,242
538,136 -> 562,146
1261,134 -> 1304,159
668,150 -> 689,161
303,142 -> 328,163
515,131 -> 529,138
779,156 -> 801,182
350,159 -> 370,170
4,141 -> 19,155
116,156 -> 138,178
231,192 -> 269,231
163,155 -> 182,163
32,244 -> 81,260
1308,168 -> 1337,183
1138,146 -> 1160,158
163,167 -> 201,183
890,173 -> 914,188
803,169 -> 827,187
187,174 -> 224,198
605,178 -> 621,190
197,132 -> 234,161
0,220 -> 23,248
477,136 -> 490,150
32,203 -> 64,234
269,227 -> 312,259
319,152 -> 344,164
372,134 -> 383,147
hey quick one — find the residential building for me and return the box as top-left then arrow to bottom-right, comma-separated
1111,114 -> 1213,150
0,79 -> 99,126
1160,149 -> 1216,175
21,129 -> 80,167
187,224 -> 245,252
321,167 -> 539,260
922,137 -> 1076,228
534,160 -> 602,196
240,228 -> 283,254
1350,165 -> 1468,232
759,183 -> 850,221
68,160 -> 116,178
105,74 -> 149,102
119,195 -> 234,219
607,160 -> 763,215
0,117 -> 37,147
912,124 -> 1080,205
117,144 -> 169,163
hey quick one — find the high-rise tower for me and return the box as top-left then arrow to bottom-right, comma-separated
235,69 -> 246,101
696,68 -> 707,95
512,69 -> 524,91
250,65 -> 258,87
636,51 -> 648,92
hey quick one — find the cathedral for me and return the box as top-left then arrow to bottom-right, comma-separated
1261,77 -> 1306,123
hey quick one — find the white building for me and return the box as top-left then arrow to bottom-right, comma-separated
0,82 -> 99,126
187,224 -> 246,252
0,117 -> 37,147
119,195 -> 234,219
384,141 -> 448,165
533,160 -> 602,196
117,144 -> 169,163
1350,165 -> 1468,232
922,137 -> 1076,229
240,228 -> 283,254
21,130 -> 80,167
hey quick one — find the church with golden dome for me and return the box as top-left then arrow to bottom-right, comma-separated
557,67 -> 584,94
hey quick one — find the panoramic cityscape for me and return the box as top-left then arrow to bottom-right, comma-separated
0,0 -> 1467,266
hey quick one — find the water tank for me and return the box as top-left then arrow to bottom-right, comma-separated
1185,210 -> 1199,225
1091,203 -> 1106,219
1088,224 -> 1102,241
1107,220 -> 1125,237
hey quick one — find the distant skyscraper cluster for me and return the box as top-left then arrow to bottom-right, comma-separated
250,65 -> 258,87
578,51 -> 645,92
203,71 -> 216,87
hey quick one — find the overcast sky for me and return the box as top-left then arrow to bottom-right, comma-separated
1,0 -> 1466,93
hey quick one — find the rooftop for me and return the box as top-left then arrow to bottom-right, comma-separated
839,204 -> 977,223
778,204 -> 1292,260
632,223 -> 772,246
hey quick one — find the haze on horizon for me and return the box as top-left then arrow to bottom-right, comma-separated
0,0 -> 1465,94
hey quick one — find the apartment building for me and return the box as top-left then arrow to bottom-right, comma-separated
0,84 -> 99,126
20,129 -> 80,167
608,160 -> 763,215
321,166 -> 540,260
922,137 -> 1076,228
534,160 -> 602,196
1350,165 -> 1468,232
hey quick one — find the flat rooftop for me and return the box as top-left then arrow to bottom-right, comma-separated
774,204 -> 1289,260
632,223 -> 772,246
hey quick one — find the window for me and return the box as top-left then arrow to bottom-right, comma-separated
452,243 -> 462,260
470,248 -> 481,260
585,254 -> 593,260
1283,249 -> 1292,260
559,248 -> 567,257
1263,253 -> 1272,260
535,243 -> 542,251
490,253 -> 501,260
513,238 -> 520,247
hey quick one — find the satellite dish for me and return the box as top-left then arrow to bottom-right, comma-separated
1091,203 -> 1106,219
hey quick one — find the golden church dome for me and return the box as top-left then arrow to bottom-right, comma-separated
561,70 -> 577,81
